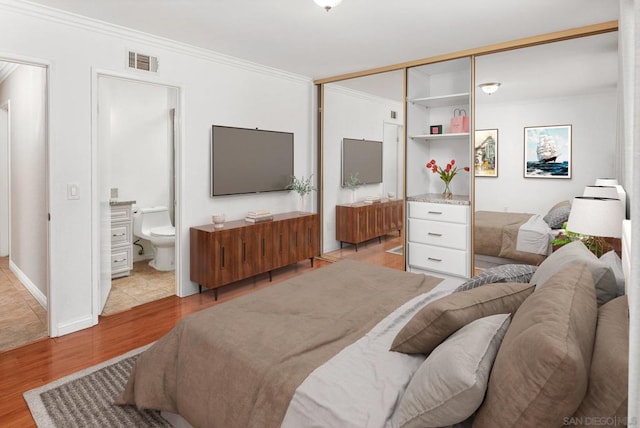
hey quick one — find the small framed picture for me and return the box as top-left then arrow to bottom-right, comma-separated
430,124 -> 442,135
524,125 -> 572,178
474,129 -> 498,177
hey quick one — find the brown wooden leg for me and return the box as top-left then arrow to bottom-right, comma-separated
214,288 -> 218,301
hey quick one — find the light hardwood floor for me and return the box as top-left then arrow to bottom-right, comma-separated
0,237 -> 402,427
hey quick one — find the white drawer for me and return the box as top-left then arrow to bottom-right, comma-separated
111,247 -> 132,272
408,218 -> 468,250
111,223 -> 132,246
111,205 -> 132,222
408,201 -> 469,224
408,242 -> 469,277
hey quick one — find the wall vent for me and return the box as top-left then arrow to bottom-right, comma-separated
128,51 -> 159,72
390,110 -> 397,119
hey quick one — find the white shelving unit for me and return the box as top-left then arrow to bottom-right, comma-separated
410,132 -> 470,141
409,92 -> 470,108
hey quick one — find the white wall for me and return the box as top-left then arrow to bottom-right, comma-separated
0,105 -> 8,256
0,1 -> 314,336
475,90 -> 617,214
323,84 -> 403,252
0,64 -> 47,297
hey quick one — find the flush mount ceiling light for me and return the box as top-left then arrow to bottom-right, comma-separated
314,0 -> 342,11
478,82 -> 501,95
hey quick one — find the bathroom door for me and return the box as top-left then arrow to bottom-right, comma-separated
98,76 -> 112,311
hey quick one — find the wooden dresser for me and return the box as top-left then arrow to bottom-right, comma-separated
190,212 -> 319,299
335,199 -> 403,251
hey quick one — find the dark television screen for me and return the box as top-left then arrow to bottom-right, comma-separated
342,138 -> 383,186
211,125 -> 294,196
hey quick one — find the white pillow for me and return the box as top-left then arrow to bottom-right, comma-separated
600,250 -> 625,296
393,314 -> 511,428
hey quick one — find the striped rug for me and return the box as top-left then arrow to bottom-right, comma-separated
24,344 -> 171,427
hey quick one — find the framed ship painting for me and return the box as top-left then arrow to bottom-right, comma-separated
475,129 -> 498,177
524,125 -> 572,178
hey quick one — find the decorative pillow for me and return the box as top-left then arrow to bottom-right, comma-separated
473,263 -> 597,428
572,295 -> 629,424
455,264 -> 537,292
390,283 -> 534,355
600,250 -> 625,296
531,240 -> 617,306
394,314 -> 511,428
543,200 -> 571,228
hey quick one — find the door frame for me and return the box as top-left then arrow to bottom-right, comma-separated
0,53 -> 52,335
90,68 -> 184,324
0,100 -> 10,258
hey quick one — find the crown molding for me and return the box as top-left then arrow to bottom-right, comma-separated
0,0 -> 312,85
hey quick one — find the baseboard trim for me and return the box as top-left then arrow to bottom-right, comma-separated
56,315 -> 94,336
9,259 -> 47,310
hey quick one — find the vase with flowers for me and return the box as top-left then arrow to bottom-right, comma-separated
426,159 -> 469,199
286,174 -> 316,212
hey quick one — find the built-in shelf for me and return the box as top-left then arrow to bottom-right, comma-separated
408,92 -> 470,108
410,132 -> 470,141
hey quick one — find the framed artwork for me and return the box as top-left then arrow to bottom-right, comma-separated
474,129 -> 498,177
524,125 -> 572,178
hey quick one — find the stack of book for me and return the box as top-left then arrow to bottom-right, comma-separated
364,195 -> 382,204
245,210 -> 274,223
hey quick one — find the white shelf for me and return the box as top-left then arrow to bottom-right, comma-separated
410,133 -> 470,141
409,93 -> 470,108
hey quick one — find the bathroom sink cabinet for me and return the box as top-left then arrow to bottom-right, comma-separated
190,212 -> 319,299
110,202 -> 134,278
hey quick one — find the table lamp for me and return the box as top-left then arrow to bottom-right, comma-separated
566,196 -> 624,256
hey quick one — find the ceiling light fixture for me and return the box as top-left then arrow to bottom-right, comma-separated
478,82 -> 501,95
314,0 -> 342,11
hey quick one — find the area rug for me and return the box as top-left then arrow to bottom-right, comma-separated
24,343 -> 171,427
386,245 -> 403,255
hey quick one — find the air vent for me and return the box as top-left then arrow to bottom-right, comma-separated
390,110 -> 397,119
127,51 -> 158,72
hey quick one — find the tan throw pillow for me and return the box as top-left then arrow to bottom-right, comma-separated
390,282 -> 534,355
571,295 -> 629,426
531,240 -> 617,306
394,314 -> 511,428
473,263 -> 598,428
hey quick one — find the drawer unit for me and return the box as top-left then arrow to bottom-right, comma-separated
406,199 -> 470,278
408,218 -> 468,250
408,242 -> 469,277
408,201 -> 468,224
111,202 -> 134,278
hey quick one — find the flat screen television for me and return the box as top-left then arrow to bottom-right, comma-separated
211,125 -> 294,196
342,138 -> 383,187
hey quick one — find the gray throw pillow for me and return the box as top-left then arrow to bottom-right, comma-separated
455,264 -> 537,292
599,250 -> 625,296
530,240 -> 617,306
543,204 -> 571,229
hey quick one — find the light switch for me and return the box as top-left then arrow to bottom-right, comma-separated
67,183 -> 79,200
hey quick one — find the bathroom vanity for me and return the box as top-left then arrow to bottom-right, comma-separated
110,201 -> 135,278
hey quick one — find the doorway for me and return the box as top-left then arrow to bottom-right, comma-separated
0,60 -> 50,351
95,74 -> 180,317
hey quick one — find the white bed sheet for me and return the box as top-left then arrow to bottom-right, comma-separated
516,214 -> 554,255
282,279 -> 459,428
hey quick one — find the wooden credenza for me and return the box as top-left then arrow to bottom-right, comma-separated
335,199 -> 403,251
190,212 -> 319,298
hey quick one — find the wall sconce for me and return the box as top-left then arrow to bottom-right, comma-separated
314,0 -> 342,11
478,82 -> 501,95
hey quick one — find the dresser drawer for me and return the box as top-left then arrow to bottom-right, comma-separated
111,247 -> 132,272
408,218 -> 468,250
111,223 -> 132,246
408,201 -> 468,224
408,242 -> 469,277
111,205 -> 132,222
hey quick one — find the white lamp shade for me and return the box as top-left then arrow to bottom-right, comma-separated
594,178 -> 618,186
583,185 -> 619,199
567,197 -> 623,238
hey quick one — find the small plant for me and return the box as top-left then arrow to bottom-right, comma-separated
286,174 -> 316,196
344,172 -> 361,190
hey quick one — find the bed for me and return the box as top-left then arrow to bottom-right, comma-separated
116,259 -> 451,428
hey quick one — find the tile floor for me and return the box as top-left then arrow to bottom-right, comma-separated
0,257 -> 175,352
0,257 -> 48,353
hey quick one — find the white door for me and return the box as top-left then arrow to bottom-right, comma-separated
98,77 -> 112,312
0,105 -> 9,257
383,122 -> 403,198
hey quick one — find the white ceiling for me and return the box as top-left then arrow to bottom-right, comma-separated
25,0 -> 618,80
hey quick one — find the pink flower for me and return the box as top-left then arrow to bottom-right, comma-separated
450,159 -> 456,166
464,166 -> 470,172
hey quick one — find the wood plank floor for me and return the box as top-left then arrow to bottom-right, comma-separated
0,236 -> 402,427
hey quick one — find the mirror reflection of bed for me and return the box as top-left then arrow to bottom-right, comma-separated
473,32 -> 619,270
320,70 -> 406,269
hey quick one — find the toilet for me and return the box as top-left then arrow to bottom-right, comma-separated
133,206 -> 175,271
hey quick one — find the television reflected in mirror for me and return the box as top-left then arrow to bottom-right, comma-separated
211,125 -> 294,197
341,138 -> 383,187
